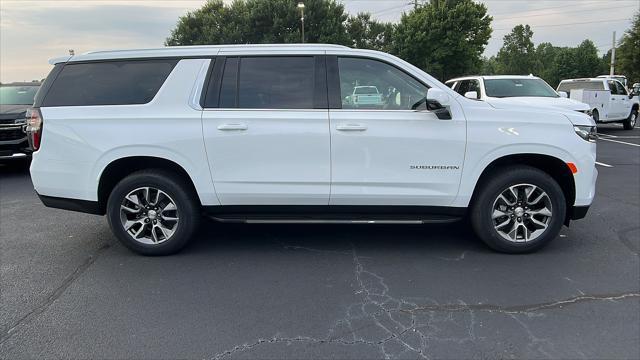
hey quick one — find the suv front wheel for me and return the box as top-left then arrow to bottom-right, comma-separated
471,166 -> 566,253
106,169 -> 200,255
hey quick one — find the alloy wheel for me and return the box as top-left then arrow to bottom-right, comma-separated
119,187 -> 179,245
491,183 -> 553,242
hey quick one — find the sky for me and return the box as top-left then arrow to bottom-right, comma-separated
0,0 -> 638,82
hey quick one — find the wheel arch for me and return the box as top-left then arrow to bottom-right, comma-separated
97,156 -> 202,215
469,153 -> 576,223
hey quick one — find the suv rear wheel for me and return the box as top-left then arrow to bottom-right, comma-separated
470,166 -> 566,253
106,169 -> 200,255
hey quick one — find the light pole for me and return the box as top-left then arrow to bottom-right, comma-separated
297,2 -> 305,43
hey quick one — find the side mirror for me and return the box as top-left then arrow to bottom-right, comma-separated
558,91 -> 568,98
427,88 -> 451,107
464,91 -> 478,100
425,88 -> 452,120
629,93 -> 634,99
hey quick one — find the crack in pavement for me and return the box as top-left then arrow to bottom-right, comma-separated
211,241 -> 640,359
0,243 -> 111,344
405,292 -> 640,315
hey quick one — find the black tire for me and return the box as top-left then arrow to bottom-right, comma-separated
592,109 -> 599,123
470,166 -> 566,254
106,169 -> 200,255
623,108 -> 637,130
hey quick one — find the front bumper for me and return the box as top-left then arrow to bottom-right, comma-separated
0,124 -> 30,159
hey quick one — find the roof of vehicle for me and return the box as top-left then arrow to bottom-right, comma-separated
559,78 -> 609,83
597,75 -> 626,78
0,82 -> 41,86
49,44 -> 352,64
445,75 -> 540,83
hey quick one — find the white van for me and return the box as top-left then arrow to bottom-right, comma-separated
557,78 -> 639,130
28,44 -> 597,255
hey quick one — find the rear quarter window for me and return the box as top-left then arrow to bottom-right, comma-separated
42,59 -> 178,107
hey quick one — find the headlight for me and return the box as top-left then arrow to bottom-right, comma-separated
576,109 -> 592,116
574,125 -> 597,142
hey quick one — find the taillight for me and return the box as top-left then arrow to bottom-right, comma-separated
25,108 -> 43,151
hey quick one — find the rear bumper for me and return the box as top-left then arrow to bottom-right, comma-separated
37,193 -> 103,215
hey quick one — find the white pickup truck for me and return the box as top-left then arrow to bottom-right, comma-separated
557,78 -> 639,130
346,86 -> 385,108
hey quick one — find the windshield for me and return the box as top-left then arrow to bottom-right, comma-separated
0,85 -> 39,105
484,78 -> 558,98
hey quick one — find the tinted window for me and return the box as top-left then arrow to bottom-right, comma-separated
219,58 -> 239,108
455,80 -> 469,96
237,57 -> 315,109
338,57 -> 428,110
43,60 -> 177,106
608,81 -> 619,95
615,81 -> 627,95
468,80 -> 481,94
0,85 -> 39,105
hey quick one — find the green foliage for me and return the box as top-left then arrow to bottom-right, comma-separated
166,0 -> 351,46
345,13 -> 394,51
393,0 -> 492,80
495,24 -> 535,75
616,10 -> 640,84
493,25 -> 609,87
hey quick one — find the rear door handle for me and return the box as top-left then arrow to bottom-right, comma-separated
217,123 -> 248,131
336,123 -> 367,131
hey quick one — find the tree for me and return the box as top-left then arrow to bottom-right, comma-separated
480,56 -> 498,74
534,42 -> 560,85
495,24 -> 535,75
533,40 -> 602,87
393,0 -> 492,81
345,13 -> 394,51
572,40 -> 601,78
166,0 -> 351,46
616,10 -> 640,84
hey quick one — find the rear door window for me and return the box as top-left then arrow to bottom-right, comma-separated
42,59 -> 178,106
237,57 -> 316,109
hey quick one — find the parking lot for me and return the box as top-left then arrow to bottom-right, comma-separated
0,124 -> 638,359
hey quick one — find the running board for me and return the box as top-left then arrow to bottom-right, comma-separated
206,214 -> 461,224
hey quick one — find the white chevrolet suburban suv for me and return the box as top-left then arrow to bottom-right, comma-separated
28,44 -> 597,255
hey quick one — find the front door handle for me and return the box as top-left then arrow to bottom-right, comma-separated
217,123 -> 248,131
336,123 -> 367,131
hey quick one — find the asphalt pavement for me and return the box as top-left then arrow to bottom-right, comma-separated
1,124 -> 638,359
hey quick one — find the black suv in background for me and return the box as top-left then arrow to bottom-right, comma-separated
0,82 -> 40,161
